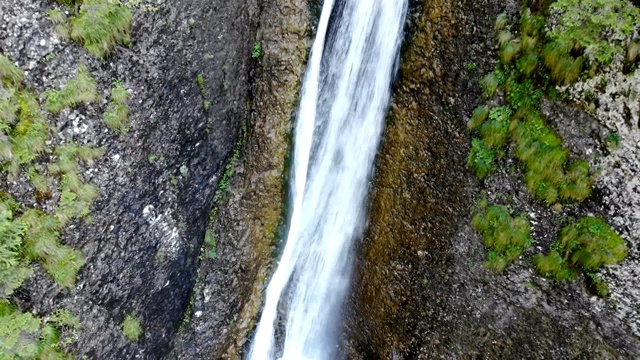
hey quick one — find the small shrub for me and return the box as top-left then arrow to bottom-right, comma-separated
535,217 -> 627,296
479,106 -> 511,148
497,30 -> 513,47
472,205 -> 532,272
0,301 -> 70,359
480,72 -> 500,98
468,138 -> 496,179
500,41 -> 521,64
520,8 -> 544,37
45,68 -> 99,113
69,0 -> 132,58
122,314 -> 142,341
517,51 -> 539,76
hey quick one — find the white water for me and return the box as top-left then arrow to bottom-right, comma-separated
248,0 -> 407,359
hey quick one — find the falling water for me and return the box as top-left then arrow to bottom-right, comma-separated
248,0 -> 407,359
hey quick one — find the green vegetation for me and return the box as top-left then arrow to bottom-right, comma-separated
468,138 -> 496,179
0,54 -> 102,353
251,41 -> 262,58
548,0 -> 640,66
103,80 -> 129,132
204,229 -> 217,259
535,217 -> 627,295
45,67 -> 99,113
1,301 -> 75,359
469,9 -> 593,205
66,0 -> 133,58
472,204 -> 532,272
605,132 -> 620,148
122,314 -> 142,341
468,6 -> 630,296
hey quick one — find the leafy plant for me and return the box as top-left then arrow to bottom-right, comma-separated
472,205 -> 532,272
468,138 -> 496,179
251,41 -> 262,58
535,217 -> 627,295
548,0 -> 640,66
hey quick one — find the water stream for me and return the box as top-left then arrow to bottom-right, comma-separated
248,0 -> 407,358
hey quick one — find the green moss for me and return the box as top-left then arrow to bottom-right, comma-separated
251,41 -> 262,58
122,314 -> 142,341
472,205 -> 532,272
69,0 -> 132,58
45,67 -> 99,113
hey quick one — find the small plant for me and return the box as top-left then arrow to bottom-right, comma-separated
472,205 -> 532,272
68,0 -> 133,58
0,55 -> 23,86
197,73 -> 205,94
121,314 -> 142,341
535,217 -> 627,296
103,80 -> 129,132
605,132 -> 620,148
147,154 -> 157,164
45,68 -> 99,113
548,0 -> 640,66
468,138 -> 496,179
251,41 -> 262,58
0,301 -> 70,358
466,62 -> 477,71
204,229 -> 217,259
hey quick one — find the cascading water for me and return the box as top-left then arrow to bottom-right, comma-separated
248,0 -> 407,359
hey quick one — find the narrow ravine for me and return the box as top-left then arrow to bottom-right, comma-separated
248,0 -> 407,358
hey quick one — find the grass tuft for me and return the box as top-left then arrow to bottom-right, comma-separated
69,0 -> 132,58
103,81 -> 129,132
45,68 -> 99,113
122,314 -> 142,341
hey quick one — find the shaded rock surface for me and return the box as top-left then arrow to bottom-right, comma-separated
1,0 -> 258,357
345,0 -> 640,358
168,0 -> 313,358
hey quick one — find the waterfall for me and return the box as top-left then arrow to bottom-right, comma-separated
248,0 -> 407,358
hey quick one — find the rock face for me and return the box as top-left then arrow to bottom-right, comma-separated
169,0 -> 313,358
1,0 -> 259,357
345,0 -> 640,358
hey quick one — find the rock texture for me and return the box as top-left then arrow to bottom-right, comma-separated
1,0 -> 258,357
168,0 -> 313,359
345,0 -> 640,358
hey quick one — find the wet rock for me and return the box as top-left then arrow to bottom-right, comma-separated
1,0 -> 258,357
345,0 -> 640,358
